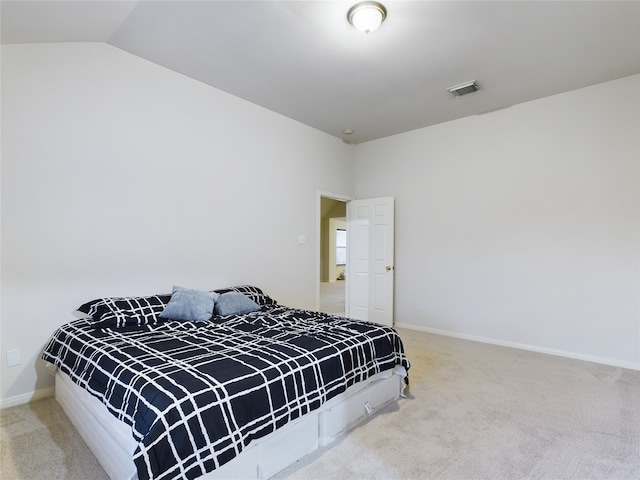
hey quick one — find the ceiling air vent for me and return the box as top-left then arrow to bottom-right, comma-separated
448,80 -> 480,97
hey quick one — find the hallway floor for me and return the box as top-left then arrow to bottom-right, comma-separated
319,281 -> 345,316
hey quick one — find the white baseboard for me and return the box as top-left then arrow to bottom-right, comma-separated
395,322 -> 640,371
0,386 -> 55,409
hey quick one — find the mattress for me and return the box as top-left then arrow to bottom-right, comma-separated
43,301 -> 410,480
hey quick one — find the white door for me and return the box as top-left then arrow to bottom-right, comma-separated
346,197 -> 394,326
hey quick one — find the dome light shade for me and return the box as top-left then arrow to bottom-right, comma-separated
347,2 -> 387,34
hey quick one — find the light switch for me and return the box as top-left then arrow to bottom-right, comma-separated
297,235 -> 306,244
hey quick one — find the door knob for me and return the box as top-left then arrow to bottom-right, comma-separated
386,266 -> 392,271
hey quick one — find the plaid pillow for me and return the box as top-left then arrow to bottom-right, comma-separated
77,294 -> 172,328
212,285 -> 278,308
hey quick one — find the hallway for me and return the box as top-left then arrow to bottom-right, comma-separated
319,281 -> 345,317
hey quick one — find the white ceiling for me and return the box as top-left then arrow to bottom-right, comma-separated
2,1 -> 639,144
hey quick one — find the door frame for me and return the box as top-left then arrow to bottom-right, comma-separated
316,191 -> 353,312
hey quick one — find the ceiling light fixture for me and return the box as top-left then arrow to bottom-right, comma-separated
347,2 -> 387,34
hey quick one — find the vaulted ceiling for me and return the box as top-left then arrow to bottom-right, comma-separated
2,1 -> 639,144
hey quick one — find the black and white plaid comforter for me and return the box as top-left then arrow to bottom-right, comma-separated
42,305 -> 410,480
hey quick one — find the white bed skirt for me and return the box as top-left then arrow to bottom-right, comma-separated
54,366 -> 407,480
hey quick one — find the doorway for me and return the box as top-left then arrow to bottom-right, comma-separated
318,194 -> 349,316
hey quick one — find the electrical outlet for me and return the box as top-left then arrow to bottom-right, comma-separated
417,303 -> 424,311
6,349 -> 21,367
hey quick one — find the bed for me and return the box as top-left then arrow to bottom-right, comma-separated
42,285 -> 410,480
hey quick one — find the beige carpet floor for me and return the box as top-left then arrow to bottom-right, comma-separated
1,328 -> 639,480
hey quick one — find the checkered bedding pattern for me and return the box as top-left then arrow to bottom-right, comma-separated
42,305 -> 410,480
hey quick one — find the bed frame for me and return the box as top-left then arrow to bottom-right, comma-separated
55,365 -> 407,480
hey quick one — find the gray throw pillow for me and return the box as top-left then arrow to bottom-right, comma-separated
160,286 -> 218,322
215,292 -> 260,316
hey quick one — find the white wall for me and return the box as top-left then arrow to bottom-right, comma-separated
355,75 -> 639,369
0,43 -> 355,405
